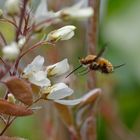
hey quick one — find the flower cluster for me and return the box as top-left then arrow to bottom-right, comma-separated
0,0 -> 99,138
22,56 -> 81,105
34,0 -> 94,29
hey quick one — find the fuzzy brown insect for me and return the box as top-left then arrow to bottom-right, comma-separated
66,45 -> 125,78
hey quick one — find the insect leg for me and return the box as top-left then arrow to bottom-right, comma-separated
114,63 -> 125,69
78,69 -> 91,76
78,68 -> 88,74
65,65 -> 83,78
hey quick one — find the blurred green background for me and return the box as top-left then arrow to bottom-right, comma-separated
0,0 -> 140,139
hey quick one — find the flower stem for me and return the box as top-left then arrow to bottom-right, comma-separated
16,0 -> 28,41
12,41 -> 54,75
85,0 -> 100,140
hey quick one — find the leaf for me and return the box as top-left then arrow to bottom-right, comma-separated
80,88 -> 101,107
5,76 -> 33,105
0,136 -> 27,140
0,99 -> 33,116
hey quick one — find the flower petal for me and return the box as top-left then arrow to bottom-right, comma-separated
47,59 -> 70,76
47,83 -> 73,100
61,30 -> 74,40
23,55 -> 44,75
34,0 -> 48,19
54,98 -> 82,105
34,0 -> 57,28
29,71 -> 50,87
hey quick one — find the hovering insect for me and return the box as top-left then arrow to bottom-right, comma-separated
66,44 -> 125,78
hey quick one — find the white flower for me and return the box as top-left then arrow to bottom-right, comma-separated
5,0 -> 20,15
55,0 -> 94,20
46,25 -> 76,42
23,55 -> 51,87
34,0 -> 57,28
18,36 -> 26,49
42,83 -> 81,105
2,42 -> 20,60
47,59 -> 70,77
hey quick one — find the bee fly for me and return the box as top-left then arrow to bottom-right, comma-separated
66,44 -> 125,78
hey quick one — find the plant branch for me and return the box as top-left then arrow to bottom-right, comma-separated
16,0 -> 28,41
0,116 -> 13,136
0,115 -> 7,125
0,18 -> 19,29
28,16 -> 58,33
12,41 -> 55,75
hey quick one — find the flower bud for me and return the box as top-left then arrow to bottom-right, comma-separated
5,0 -> 20,16
7,93 -> 16,104
47,59 -> 69,77
46,25 -> 76,42
18,36 -> 26,49
2,42 -> 20,60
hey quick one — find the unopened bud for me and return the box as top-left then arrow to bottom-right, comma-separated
5,0 -> 20,16
46,25 -> 76,42
7,93 -> 16,104
2,42 -> 20,60
18,36 -> 26,49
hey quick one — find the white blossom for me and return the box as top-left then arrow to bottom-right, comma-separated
55,0 -> 94,20
34,0 -> 57,28
46,25 -> 76,42
42,83 -> 81,105
5,0 -> 20,15
23,55 -> 44,76
47,59 -> 70,77
2,42 -> 20,60
23,55 -> 51,87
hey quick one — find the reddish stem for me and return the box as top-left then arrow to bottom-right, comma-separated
16,0 -> 28,41
23,12 -> 30,35
12,41 -> 55,75
28,17 -> 57,33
